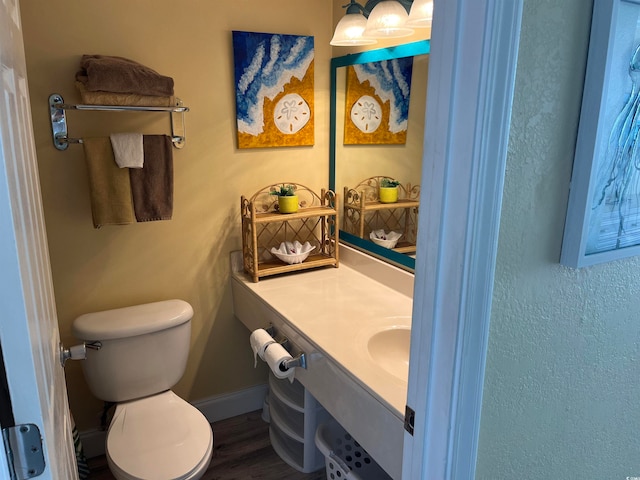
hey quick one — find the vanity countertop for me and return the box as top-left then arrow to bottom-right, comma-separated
231,246 -> 413,420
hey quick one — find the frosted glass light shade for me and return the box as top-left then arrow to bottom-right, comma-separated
364,0 -> 414,38
331,12 -> 377,46
406,0 -> 433,27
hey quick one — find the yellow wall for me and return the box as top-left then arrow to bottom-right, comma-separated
19,0 -> 427,432
20,0 -> 332,430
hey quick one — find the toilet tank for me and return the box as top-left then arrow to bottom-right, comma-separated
72,299 -> 194,403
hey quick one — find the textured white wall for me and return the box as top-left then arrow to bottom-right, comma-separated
477,0 -> 640,478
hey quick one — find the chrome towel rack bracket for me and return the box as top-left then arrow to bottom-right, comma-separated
48,93 -> 189,151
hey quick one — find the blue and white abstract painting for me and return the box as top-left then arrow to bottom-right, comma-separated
344,57 -> 414,145
586,5 -> 640,255
232,31 -> 314,148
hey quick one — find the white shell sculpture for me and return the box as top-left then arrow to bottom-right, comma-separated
270,241 -> 316,264
369,229 -> 402,249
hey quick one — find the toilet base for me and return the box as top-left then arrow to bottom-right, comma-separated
107,441 -> 213,480
105,391 -> 214,480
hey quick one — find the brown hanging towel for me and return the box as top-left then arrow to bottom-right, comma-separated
82,137 -> 135,228
129,135 -> 173,222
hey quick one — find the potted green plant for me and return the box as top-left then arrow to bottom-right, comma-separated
270,184 -> 299,213
379,178 -> 400,203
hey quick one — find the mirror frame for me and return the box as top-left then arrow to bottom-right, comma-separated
329,40 -> 431,272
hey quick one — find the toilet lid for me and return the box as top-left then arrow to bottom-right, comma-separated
107,391 -> 213,480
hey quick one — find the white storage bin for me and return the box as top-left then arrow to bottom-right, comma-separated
314,418 -> 391,480
268,373 -> 328,473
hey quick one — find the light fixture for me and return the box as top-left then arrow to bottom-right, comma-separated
332,0 -> 434,46
406,0 -> 433,27
363,1 -> 414,39
330,0 -> 377,46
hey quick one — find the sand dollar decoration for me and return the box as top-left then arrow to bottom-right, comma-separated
273,93 -> 311,134
350,95 -> 382,134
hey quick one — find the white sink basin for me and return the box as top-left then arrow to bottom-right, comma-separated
367,326 -> 410,382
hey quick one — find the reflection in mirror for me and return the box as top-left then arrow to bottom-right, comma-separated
330,41 -> 430,271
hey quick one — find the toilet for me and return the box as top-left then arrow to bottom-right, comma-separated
72,299 -> 213,480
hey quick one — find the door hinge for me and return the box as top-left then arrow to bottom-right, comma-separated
2,424 -> 45,480
404,405 -> 415,435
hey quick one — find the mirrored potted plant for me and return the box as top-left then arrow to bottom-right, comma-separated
270,184 -> 299,213
379,178 -> 400,203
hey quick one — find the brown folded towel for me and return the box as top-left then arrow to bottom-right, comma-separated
75,82 -> 176,107
82,137 -> 135,228
129,135 -> 173,222
76,55 -> 174,97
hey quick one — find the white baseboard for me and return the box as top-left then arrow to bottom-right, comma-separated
79,383 -> 269,459
192,383 -> 269,423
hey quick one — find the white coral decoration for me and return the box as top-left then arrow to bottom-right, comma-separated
369,229 -> 402,249
270,241 -> 316,264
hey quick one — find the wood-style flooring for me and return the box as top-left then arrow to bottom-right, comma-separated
86,410 -> 327,480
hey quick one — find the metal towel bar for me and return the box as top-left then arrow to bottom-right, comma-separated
48,93 -> 189,151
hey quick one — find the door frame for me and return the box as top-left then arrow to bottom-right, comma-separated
0,0 -> 78,477
404,0 -> 523,478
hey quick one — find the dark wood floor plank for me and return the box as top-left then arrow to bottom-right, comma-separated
85,410 -> 326,479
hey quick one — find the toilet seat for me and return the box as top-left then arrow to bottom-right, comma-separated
106,390 -> 213,480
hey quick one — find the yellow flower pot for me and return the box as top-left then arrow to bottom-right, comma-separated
278,195 -> 299,213
379,187 -> 399,203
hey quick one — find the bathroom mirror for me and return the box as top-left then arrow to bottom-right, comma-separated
330,41 -> 430,272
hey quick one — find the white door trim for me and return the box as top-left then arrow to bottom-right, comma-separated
403,0 -> 523,478
0,1 -> 78,477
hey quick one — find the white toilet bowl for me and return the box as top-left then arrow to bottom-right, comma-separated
72,300 -> 214,480
106,391 -> 213,480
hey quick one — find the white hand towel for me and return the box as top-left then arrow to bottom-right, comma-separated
110,133 -> 144,168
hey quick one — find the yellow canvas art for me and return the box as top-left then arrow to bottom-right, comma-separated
344,57 -> 414,145
233,31 -> 315,149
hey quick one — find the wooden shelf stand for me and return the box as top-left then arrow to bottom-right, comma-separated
343,176 -> 419,254
241,184 -> 339,282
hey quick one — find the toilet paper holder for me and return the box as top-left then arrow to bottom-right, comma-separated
266,325 -> 307,370
281,351 -> 306,370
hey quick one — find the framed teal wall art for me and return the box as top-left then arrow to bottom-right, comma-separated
562,0 -> 640,267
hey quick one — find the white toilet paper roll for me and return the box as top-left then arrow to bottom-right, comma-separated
250,328 -> 276,367
263,342 -> 294,381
